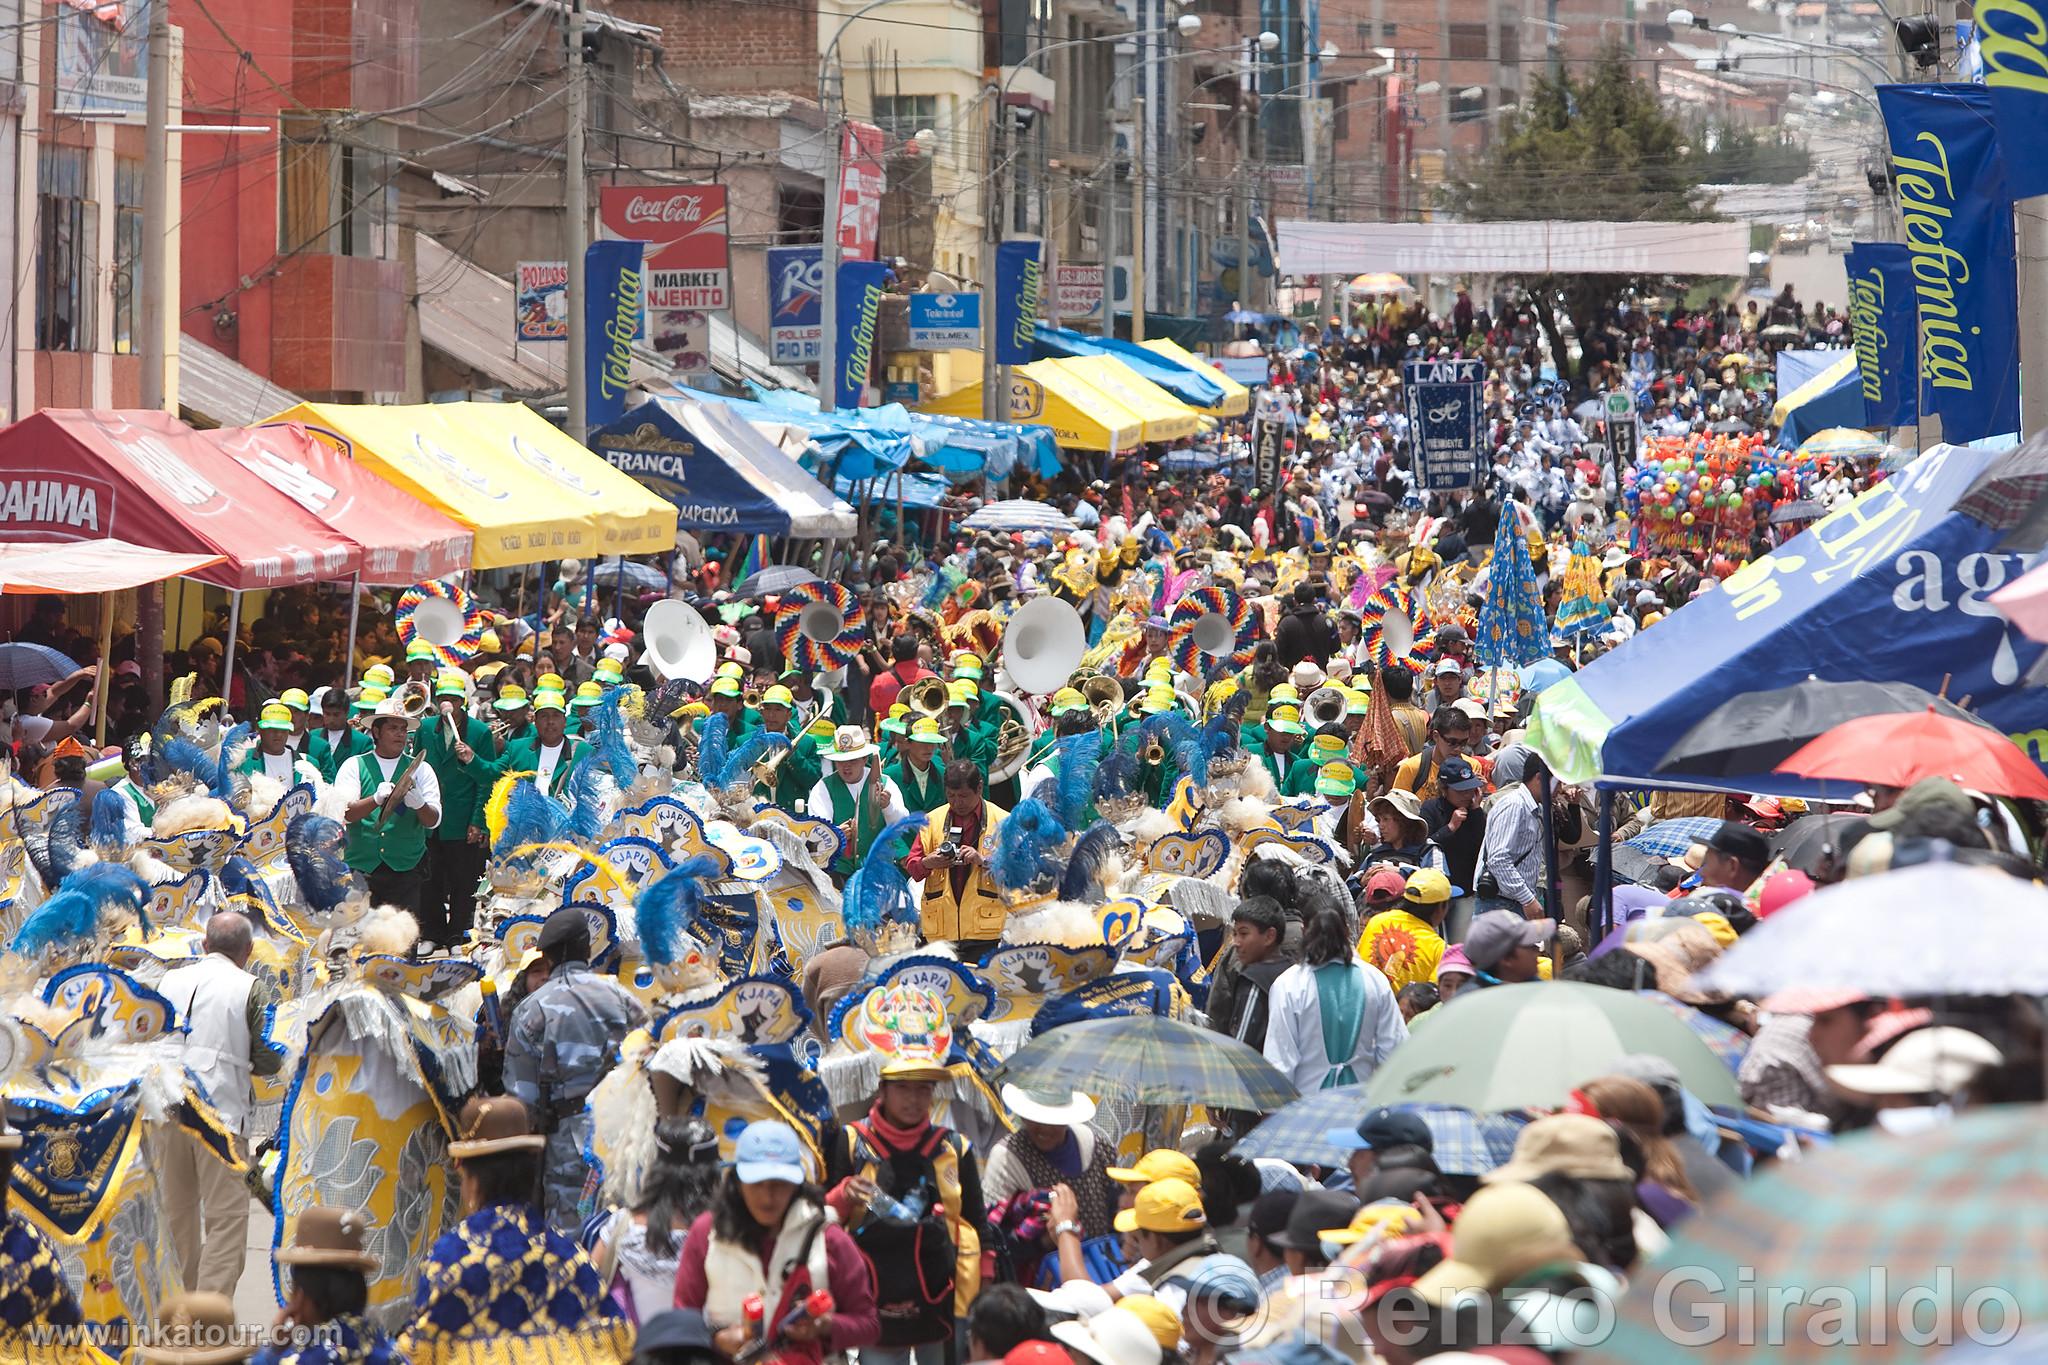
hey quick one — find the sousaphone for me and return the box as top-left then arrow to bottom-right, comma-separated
639,599 -> 717,683
1001,597 -> 1086,697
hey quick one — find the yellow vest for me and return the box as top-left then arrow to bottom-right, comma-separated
917,801 -> 1009,943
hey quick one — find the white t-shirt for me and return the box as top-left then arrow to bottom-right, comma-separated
535,740 -> 566,789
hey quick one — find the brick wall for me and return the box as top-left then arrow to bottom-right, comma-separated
611,0 -> 818,94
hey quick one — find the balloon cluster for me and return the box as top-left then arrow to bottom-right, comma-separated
1619,435 -> 1798,556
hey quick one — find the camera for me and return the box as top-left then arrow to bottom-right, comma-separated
936,841 -> 963,862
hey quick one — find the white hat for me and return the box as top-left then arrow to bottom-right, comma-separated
601,642 -> 631,662
1000,1084 -> 1097,1128
1602,546 -> 1628,569
827,725 -> 878,761
1053,1308 -> 1168,1365
1289,661 -> 1326,690
369,696 -> 414,724
1030,1280 -> 1116,1320
1434,657 -> 1464,676
1825,1027 -> 2003,1097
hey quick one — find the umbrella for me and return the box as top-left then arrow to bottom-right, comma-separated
1611,843 -> 1673,887
1582,1108 -> 2048,1365
1571,398 -> 1604,422
1361,982 -> 1742,1111
1991,559 -> 2048,642
1624,816 -> 1727,859
1515,658 -> 1573,694
1793,427 -> 1886,462
1769,810 -> 1871,875
595,556 -> 671,594
993,1015 -> 1299,1111
1767,498 -> 1824,524
1654,680 -> 1994,780
960,499 -> 1078,535
1776,709 -> 2048,800
0,642 -> 81,691
732,565 -> 820,599
1231,1088 -> 1519,1175
1954,428 -> 2048,549
1694,862 -> 2048,998
1348,272 -> 1413,295
1759,322 -> 1801,340
1638,990 -> 1748,1071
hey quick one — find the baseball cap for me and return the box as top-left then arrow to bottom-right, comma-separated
1263,1189 -> 1359,1252
1179,1259 -> 1261,1316
1108,1149 -> 1201,1186
1246,1189 -> 1299,1243
1412,1182 -> 1580,1306
1118,1295 -> 1183,1351
1363,865 -> 1408,908
1402,868 -> 1454,906
1326,1105 -> 1434,1155
1463,910 -> 1552,973
1866,776 -> 1975,832
1704,819 -> 1770,869
1438,755 -> 1483,791
1825,1026 -> 2003,1096
1113,1178 -> 1207,1234
1433,658 -> 1464,676
732,1120 -> 809,1185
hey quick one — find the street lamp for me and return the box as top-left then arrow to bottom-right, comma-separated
1259,31 -> 1281,52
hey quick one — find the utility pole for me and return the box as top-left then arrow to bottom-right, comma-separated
1236,86 -> 1251,328
1131,94 -> 1146,342
139,0 -> 172,715
983,88 -> 1003,420
564,0 -> 589,441
819,78 -> 843,413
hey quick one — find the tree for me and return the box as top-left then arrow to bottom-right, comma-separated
1689,119 -> 1813,186
1440,49 -> 1718,383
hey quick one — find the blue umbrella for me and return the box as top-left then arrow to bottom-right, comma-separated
732,565 -> 819,599
1233,1088 -> 1516,1175
1624,816 -> 1727,859
1516,658 -> 1573,694
0,642 -> 80,691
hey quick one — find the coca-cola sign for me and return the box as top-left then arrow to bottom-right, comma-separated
599,185 -> 731,312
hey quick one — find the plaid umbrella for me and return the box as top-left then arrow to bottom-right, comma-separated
1233,1089 -> 1518,1176
1415,1106 -> 1527,1176
1474,497 -> 1550,668
731,565 -> 820,599
1582,1108 -> 2048,1364
1623,816 -> 1726,859
1638,990 -> 1749,1072
960,499 -> 1078,534
994,1015 -> 1299,1111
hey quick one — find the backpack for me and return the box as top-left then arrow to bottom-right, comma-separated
845,1120 -> 961,1347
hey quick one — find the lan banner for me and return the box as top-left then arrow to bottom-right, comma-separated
1401,357 -> 1485,492
995,240 -> 1043,365
834,259 -> 889,409
1877,83 -> 2020,445
585,240 -> 645,431
1843,242 -> 1920,429
1977,0 -> 2048,198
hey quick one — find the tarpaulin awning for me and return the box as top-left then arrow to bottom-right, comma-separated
590,394 -> 855,538
1031,324 -> 1229,411
268,403 -> 674,568
920,362 -> 1145,453
836,470 -> 952,510
1050,356 -> 1202,443
0,410 -> 361,589
205,423 -> 472,585
1525,444 -> 2048,793
1772,352 -> 1865,446
696,390 -> 917,482
1140,338 -> 1252,417
0,540 -> 226,594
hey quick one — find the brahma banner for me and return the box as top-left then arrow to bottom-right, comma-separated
599,185 -> 731,311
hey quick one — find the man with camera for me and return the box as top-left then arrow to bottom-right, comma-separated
904,760 -> 1008,958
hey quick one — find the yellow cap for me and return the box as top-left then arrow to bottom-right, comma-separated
478,629 -> 502,653
1345,689 -> 1370,715
709,678 -> 743,698
1145,657 -> 1173,679
278,688 -> 310,712
1050,687 -> 1088,715
492,684 -> 529,712
435,670 -> 468,697
907,717 -> 944,743
572,681 -> 605,706
1321,1203 -> 1424,1245
1119,1296 -> 1183,1352
950,651 -> 984,679
716,661 -> 745,681
1140,685 -> 1176,714
531,690 -> 568,714
352,688 -> 389,714
1265,704 -> 1305,735
760,685 -> 795,708
405,640 -> 437,662
595,659 -> 626,680
258,702 -> 295,732
1308,734 -> 1347,764
1268,683 -> 1301,705
946,679 -> 978,706
1108,1149 -> 1200,1186
363,664 -> 395,689
1113,1178 -> 1207,1234
1315,760 -> 1358,797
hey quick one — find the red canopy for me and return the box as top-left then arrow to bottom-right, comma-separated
202,423 -> 473,585
0,540 -> 227,593
0,410 -> 361,589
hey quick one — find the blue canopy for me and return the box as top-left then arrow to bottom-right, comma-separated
721,386 -> 1060,482
1774,350 -> 1867,447
1030,324 -> 1228,409
1527,443 -> 2048,793
835,470 -> 953,510
588,395 -> 855,538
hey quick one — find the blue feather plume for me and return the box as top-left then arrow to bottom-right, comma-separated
634,854 -> 725,964
991,796 -> 1068,893
696,712 -> 731,789
1093,748 -> 1138,807
563,761 -> 609,842
1048,732 -> 1102,830
494,780 -> 570,858
285,813 -> 361,916
10,864 -> 148,954
30,791 -> 89,889
842,813 -> 928,939
715,731 -> 789,791
211,723 -> 255,800
90,788 -> 134,857
582,686 -> 638,784
156,735 -> 215,789
1057,821 -> 1123,902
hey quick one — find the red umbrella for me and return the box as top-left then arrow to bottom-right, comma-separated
1775,708 -> 2048,800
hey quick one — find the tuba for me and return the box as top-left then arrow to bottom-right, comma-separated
1001,597 -> 1086,697
985,690 -> 1041,783
1304,685 -> 1349,732
1077,673 -> 1124,731
901,676 -> 950,725
798,598 -> 845,648
640,599 -> 717,683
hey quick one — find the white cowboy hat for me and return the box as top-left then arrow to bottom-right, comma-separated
827,725 -> 878,761
1000,1084 -> 1097,1128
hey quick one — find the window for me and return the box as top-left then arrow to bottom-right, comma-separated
35,144 -> 95,352
280,115 -> 394,260
113,156 -> 142,355
1448,22 -> 1489,59
1500,23 -> 1520,64
871,94 -> 938,145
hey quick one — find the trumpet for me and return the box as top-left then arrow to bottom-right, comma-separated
742,684 -> 764,710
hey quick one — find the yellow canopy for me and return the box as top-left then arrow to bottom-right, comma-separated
270,402 -> 674,569
1140,338 -> 1251,417
1051,356 -> 1201,443
920,360 -> 1146,452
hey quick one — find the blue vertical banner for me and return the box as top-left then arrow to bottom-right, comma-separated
1401,357 -> 1486,491
765,244 -> 824,365
995,239 -> 1043,365
1974,2 -> 2048,194
1843,241 -> 1921,428
834,259 -> 889,410
585,240 -> 644,430
1877,83 -> 2021,444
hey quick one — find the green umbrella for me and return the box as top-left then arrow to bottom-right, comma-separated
1364,982 -> 1741,1111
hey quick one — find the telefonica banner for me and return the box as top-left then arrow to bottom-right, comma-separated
1275,221 -> 1750,276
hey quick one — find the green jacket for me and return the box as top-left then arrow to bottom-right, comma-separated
424,713 -> 501,839
305,726 -> 368,784
886,758 -> 947,814
1282,755 -> 1325,799
754,727 -> 822,812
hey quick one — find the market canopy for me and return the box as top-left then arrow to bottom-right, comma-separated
1526,443 -> 2048,792
0,410 -> 361,589
920,361 -> 1146,453
590,394 -> 855,538
0,540 -> 226,594
270,402 -> 673,569
205,423 -> 472,585
1030,324 -> 1229,412
1051,356 -> 1202,444
1773,352 -> 1866,447
1140,338 -> 1252,416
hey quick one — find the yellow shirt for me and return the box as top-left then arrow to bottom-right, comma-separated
1392,751 -> 1445,802
1359,908 -> 1446,992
